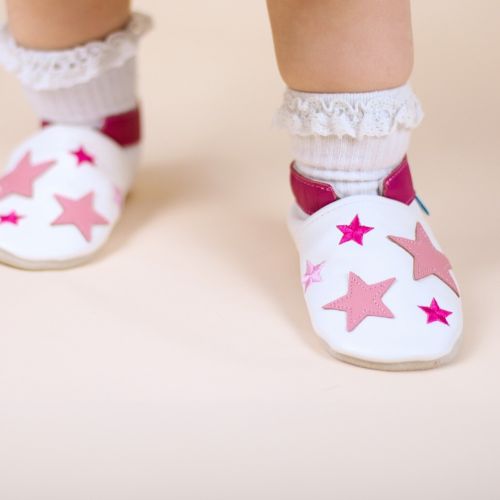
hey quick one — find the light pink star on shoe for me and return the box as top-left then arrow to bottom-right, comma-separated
323,272 -> 395,332
337,215 -> 374,246
51,192 -> 109,242
389,223 -> 459,296
113,185 -> 124,207
302,260 -> 325,292
0,152 -> 55,200
71,146 -> 95,166
419,298 -> 452,326
0,211 -> 23,225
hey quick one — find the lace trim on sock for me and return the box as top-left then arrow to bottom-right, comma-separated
274,84 -> 423,139
0,12 -> 152,90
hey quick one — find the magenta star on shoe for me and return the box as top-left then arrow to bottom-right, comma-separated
51,192 -> 109,242
323,272 -> 395,332
419,298 -> 452,326
0,211 -> 23,225
71,146 -> 95,166
337,215 -> 374,246
388,222 -> 459,296
302,260 -> 325,292
0,152 -> 55,200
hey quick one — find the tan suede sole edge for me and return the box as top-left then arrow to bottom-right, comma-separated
321,334 -> 463,372
0,248 -> 97,271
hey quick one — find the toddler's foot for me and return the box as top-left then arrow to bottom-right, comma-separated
288,157 -> 463,370
0,13 -> 150,269
0,111 -> 139,269
276,85 -> 463,369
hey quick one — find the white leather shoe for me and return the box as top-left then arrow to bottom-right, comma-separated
0,110 -> 140,270
288,157 -> 463,370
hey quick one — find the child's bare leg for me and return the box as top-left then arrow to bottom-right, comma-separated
6,0 -> 130,49
0,2 -> 151,268
267,0 -> 413,92
267,1 -> 463,369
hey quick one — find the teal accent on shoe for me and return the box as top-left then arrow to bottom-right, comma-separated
416,195 -> 430,215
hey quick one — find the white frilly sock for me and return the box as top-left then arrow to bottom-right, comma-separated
275,84 -> 423,197
0,12 -> 152,126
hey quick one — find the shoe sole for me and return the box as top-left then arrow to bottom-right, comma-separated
321,335 -> 463,371
0,248 -> 96,271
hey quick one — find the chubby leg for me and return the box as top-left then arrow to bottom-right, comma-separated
6,0 -> 131,49
267,0 -> 413,92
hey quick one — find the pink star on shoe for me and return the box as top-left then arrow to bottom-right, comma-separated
323,272 -> 395,332
0,152 -> 55,200
419,298 -> 452,326
71,146 -> 95,166
389,223 -> 459,296
51,192 -> 109,242
113,185 -> 124,207
302,260 -> 325,292
0,211 -> 23,225
337,215 -> 374,245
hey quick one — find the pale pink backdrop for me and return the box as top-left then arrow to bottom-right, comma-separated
0,1 -> 499,498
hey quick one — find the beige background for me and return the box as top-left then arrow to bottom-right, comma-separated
0,1 -> 499,499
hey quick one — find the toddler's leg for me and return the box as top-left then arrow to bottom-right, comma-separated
7,0 -> 130,50
0,1 -> 151,269
269,0 -> 420,196
268,0 -> 463,369
268,0 -> 413,92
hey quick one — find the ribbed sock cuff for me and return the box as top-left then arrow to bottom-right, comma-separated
294,161 -> 395,197
291,130 -> 410,171
0,12 -> 151,125
276,83 -> 422,172
278,84 -> 423,196
24,58 -> 138,124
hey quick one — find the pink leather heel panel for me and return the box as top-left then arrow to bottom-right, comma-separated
381,156 -> 416,205
100,108 -> 141,147
289,156 -> 416,216
290,163 -> 337,215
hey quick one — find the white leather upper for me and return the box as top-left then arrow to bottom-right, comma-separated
0,125 -> 137,264
288,195 -> 463,364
